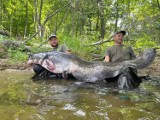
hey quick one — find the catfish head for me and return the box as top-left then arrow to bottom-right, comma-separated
27,52 -> 49,66
43,52 -> 74,74
27,51 -> 75,74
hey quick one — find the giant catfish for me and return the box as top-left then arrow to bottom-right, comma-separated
27,48 -> 156,83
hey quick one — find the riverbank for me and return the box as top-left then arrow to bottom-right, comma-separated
0,59 -> 28,71
138,57 -> 160,76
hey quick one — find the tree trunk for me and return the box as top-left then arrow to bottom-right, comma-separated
9,18 -> 12,36
98,0 -> 105,39
54,13 -> 58,35
24,0 -> 28,38
1,0 -> 3,30
71,6 -> 75,36
39,0 -> 43,38
34,0 -> 38,38
25,1 -> 71,42
96,8 -> 99,36
157,0 -> 160,10
114,0 -> 119,32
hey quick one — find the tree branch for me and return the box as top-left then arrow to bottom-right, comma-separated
43,1 -> 71,25
24,0 -> 72,43
37,5 -> 72,48
88,36 -> 113,46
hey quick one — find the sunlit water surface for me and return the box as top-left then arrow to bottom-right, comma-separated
0,71 -> 160,120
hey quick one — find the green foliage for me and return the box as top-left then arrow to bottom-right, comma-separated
0,0 -> 159,55
0,42 -> 7,58
8,50 -> 28,62
134,38 -> 157,49
59,35 -> 100,59
5,44 -> 28,62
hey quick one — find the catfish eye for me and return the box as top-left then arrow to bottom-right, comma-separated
28,54 -> 34,59
28,54 -> 31,59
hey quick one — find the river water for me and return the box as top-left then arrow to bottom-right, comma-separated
0,70 -> 159,120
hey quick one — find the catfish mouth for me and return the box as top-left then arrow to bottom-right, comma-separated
27,59 -> 33,66
27,57 -> 56,71
27,59 -> 39,66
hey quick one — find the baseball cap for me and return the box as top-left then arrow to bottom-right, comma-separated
48,34 -> 57,40
114,30 -> 126,36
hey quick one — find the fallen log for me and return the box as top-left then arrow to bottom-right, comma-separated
1,40 -> 31,52
0,30 -> 10,36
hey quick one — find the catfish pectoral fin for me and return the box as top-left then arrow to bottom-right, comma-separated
45,59 -> 55,70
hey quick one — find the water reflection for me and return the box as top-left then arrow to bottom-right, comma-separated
0,71 -> 159,120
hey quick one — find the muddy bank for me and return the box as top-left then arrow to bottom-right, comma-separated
0,59 -> 29,71
138,57 -> 160,76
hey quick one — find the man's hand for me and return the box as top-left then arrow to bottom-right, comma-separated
66,49 -> 71,54
104,55 -> 110,62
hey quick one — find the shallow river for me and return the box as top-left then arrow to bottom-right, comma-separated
0,70 -> 160,120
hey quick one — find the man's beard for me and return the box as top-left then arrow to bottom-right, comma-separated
51,44 -> 58,47
116,39 -> 123,44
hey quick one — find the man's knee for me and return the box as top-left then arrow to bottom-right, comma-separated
33,64 -> 45,74
117,67 -> 141,90
118,75 -> 135,90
